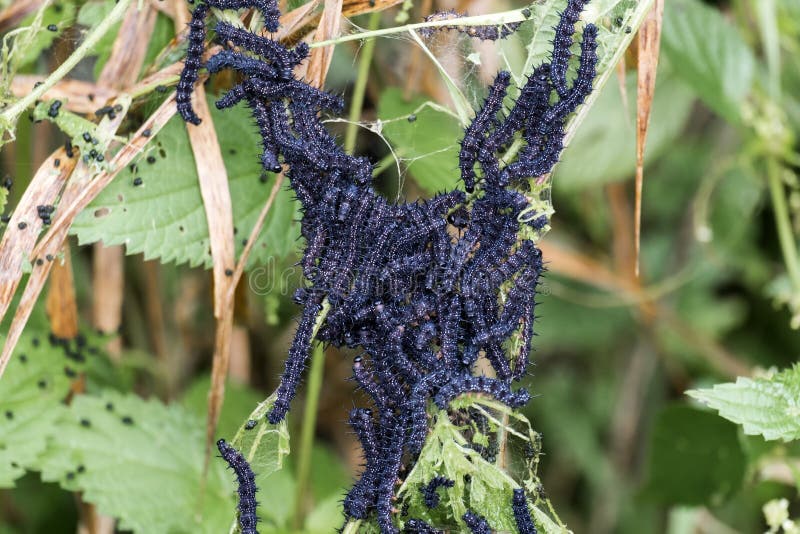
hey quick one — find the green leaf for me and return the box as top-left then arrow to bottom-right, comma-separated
661,0 -> 755,123
304,494 -> 343,533
0,187 -> 7,216
643,404 -> 746,505
377,88 -> 463,195
76,0 -> 120,78
556,68 -> 694,190
0,333 -> 88,487
687,365 -> 800,442
36,391 -> 235,534
397,399 -> 567,533
71,98 -> 300,269
514,0 -> 637,87
227,393 -> 290,483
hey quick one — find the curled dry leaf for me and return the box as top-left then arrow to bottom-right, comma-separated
0,0 -> 43,33
0,147 -> 74,338
185,86 -> 237,463
0,105 -> 128,380
10,76 -> 117,115
634,0 -> 664,276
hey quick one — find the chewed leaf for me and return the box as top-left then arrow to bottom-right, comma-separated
36,391 -> 235,534
397,398 -> 567,533
229,392 -> 290,479
688,365 -> 800,442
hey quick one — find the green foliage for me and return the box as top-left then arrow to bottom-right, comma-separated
661,0 -> 755,123
0,333 -> 85,487
36,391 -> 236,534
688,365 -> 800,442
557,68 -> 694,190
71,98 -> 300,269
643,405 -> 747,505
397,398 -> 565,533
0,187 -> 7,216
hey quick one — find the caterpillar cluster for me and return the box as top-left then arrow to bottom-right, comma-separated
405,490 -> 537,534
177,0 -> 597,532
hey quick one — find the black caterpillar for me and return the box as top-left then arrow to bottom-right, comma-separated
217,439 -> 259,534
178,0 -> 596,532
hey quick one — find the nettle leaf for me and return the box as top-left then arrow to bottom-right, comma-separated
687,365 -> 800,442
71,98 -> 300,269
0,333 -> 87,487
556,68 -> 694,190
397,398 -> 566,533
36,391 -> 235,534
643,405 -> 746,505
661,0 -> 755,123
377,89 -> 463,195
224,393 -> 290,532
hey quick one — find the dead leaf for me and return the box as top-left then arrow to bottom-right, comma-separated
226,169 -> 285,302
92,244 -> 124,354
304,0 -> 344,88
46,246 -> 78,339
10,76 -> 118,114
0,148 -> 74,336
634,0 -> 663,276
31,95 -> 177,260
0,0 -> 43,33
1,106 -> 128,380
342,0 -> 402,16
185,86 -> 236,464
273,0 -> 322,40
98,3 -> 157,90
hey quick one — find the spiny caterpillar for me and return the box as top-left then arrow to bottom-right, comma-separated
177,0 -> 597,531
420,476 -> 454,508
217,439 -> 259,534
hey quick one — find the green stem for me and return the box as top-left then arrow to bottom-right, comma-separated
342,520 -> 362,534
292,341 -> 326,528
0,0 -> 131,134
767,156 -> 800,291
129,75 -> 180,100
344,11 -> 381,155
309,7 -> 528,48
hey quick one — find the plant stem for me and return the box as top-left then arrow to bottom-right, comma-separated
0,0 -> 131,135
309,7 -> 528,48
767,156 -> 800,291
342,520 -> 362,534
344,11 -> 381,155
292,341 -> 326,528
